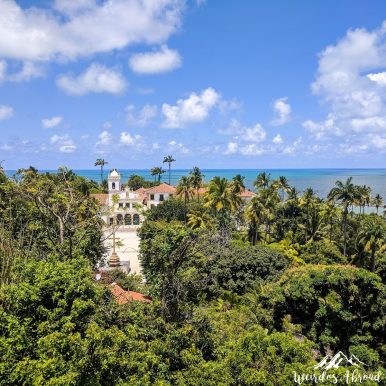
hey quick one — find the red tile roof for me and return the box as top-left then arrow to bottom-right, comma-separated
144,183 -> 176,194
91,193 -> 108,205
110,283 -> 152,304
239,189 -> 256,198
134,187 -> 147,201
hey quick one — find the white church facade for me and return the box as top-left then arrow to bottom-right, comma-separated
92,169 -> 177,229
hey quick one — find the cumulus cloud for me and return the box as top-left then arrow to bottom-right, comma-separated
50,134 -> 76,153
41,115 -> 63,128
120,132 -> 142,145
168,139 -> 189,154
272,134 -> 283,145
57,63 -> 127,95
271,97 -> 291,125
220,119 -> 267,143
126,104 -> 157,127
0,105 -> 14,120
162,87 -> 220,128
96,130 -> 112,146
129,45 -> 181,74
225,142 -> 238,155
0,0 -> 184,62
304,21 -> 386,150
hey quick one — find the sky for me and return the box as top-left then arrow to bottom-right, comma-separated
1,0 -> 386,170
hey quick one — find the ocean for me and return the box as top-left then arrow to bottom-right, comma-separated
5,168 -> 386,199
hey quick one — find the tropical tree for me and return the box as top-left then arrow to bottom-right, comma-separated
357,216 -> 386,271
254,172 -> 271,189
274,176 -> 290,201
176,176 -> 194,206
372,193 -> 383,214
94,158 -> 108,183
204,177 -> 241,216
230,174 -> 246,194
187,210 -> 213,230
189,166 -> 204,201
163,155 -> 176,185
150,167 -> 166,182
356,185 -> 372,214
328,177 -> 358,256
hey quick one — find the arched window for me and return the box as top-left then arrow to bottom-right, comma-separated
112,182 -> 116,190
124,214 -> 132,225
133,213 -> 140,225
116,214 -> 123,225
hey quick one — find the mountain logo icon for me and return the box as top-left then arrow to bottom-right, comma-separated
313,351 -> 367,370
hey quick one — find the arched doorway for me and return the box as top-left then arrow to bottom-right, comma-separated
133,213 -> 140,225
116,214 -> 123,225
124,214 -> 132,225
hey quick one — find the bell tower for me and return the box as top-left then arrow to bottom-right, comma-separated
108,169 -> 121,193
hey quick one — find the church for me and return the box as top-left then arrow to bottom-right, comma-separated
92,169 -> 177,228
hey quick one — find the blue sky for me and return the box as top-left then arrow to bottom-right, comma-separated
1,0 -> 386,169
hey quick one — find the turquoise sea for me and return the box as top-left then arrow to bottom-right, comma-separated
5,169 -> 386,199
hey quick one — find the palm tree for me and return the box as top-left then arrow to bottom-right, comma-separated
328,177 -> 358,256
357,216 -> 386,271
176,176 -> 194,205
187,210 -> 213,230
230,174 -> 246,194
372,194 -> 383,214
254,172 -> 271,190
189,166 -> 204,201
355,185 -> 372,214
299,188 -> 318,243
204,177 -> 241,215
150,167 -> 165,182
275,176 -> 290,201
94,158 -> 108,183
163,155 -> 176,185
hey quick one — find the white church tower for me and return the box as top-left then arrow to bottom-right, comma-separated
108,169 -> 121,193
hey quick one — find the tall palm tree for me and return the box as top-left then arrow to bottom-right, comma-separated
204,176 -> 242,216
372,194 -> 383,214
176,176 -> 194,205
230,174 -> 246,194
163,155 -> 176,185
299,188 -> 318,243
357,216 -> 386,271
274,176 -> 290,201
355,185 -> 372,214
187,210 -> 213,230
254,172 -> 271,190
94,158 -> 108,183
328,177 -> 358,256
189,166 -> 204,201
150,167 -> 165,182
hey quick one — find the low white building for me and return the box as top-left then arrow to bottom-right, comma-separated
91,169 -> 177,229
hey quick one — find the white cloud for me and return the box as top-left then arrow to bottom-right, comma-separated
129,45 -> 181,74
0,0 -> 184,62
57,63 -> 127,95
272,134 -> 283,145
168,139 -> 189,154
220,119 -> 266,143
126,104 -> 157,127
102,121 -> 112,129
120,132 -> 142,146
225,141 -> 238,155
162,87 -> 220,128
0,60 -> 44,84
50,134 -> 76,153
0,105 -> 13,120
271,97 -> 291,125
367,72 -> 386,86
41,115 -> 63,128
96,130 -> 111,146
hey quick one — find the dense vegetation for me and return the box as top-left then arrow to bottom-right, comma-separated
0,165 -> 385,385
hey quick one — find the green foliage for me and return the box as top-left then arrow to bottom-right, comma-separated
108,269 -> 145,292
145,198 -> 188,222
126,174 -> 157,190
257,265 -> 386,356
203,242 -> 291,296
300,239 -> 346,265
